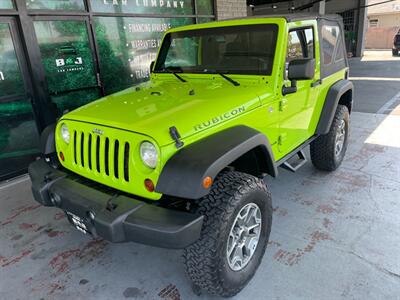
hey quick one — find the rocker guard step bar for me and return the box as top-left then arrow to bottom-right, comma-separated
28,159 -> 204,249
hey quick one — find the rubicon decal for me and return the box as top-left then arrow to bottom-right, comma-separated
194,106 -> 246,131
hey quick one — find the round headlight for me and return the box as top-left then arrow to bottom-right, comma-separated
60,123 -> 70,144
140,141 -> 158,169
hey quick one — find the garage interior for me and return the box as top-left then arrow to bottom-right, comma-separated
1,0 -> 400,299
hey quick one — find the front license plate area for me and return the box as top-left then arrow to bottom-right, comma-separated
66,212 -> 92,235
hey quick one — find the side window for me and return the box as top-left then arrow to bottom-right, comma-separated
321,25 -> 340,65
287,28 -> 314,61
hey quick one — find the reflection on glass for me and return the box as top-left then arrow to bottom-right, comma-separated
197,0 -> 214,15
0,0 -> 14,9
197,17 -> 214,24
94,17 -> 194,95
0,24 -> 39,163
26,0 -> 85,10
34,20 -> 99,114
90,0 -> 193,15
0,24 -> 24,97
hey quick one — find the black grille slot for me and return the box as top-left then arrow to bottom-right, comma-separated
88,134 -> 92,170
80,132 -> 85,167
96,136 -> 100,172
114,140 -> 119,179
124,142 -> 130,182
105,138 -> 110,176
73,131 -> 77,164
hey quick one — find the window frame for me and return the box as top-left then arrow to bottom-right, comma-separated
154,24 -> 280,76
286,26 -> 316,62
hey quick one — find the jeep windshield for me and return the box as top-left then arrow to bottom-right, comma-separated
154,24 -> 278,76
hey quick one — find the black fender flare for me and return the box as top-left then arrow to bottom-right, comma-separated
155,125 -> 277,199
40,123 -> 56,155
316,79 -> 354,135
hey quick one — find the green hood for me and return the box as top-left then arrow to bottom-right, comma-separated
63,76 -> 271,146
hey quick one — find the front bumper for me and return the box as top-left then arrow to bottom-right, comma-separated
28,159 -> 203,249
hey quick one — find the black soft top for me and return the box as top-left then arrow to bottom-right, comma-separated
234,13 -> 343,23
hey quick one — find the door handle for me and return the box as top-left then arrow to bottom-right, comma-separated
311,79 -> 322,87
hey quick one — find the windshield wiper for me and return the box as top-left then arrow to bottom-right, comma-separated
162,67 -> 187,83
216,72 -> 240,87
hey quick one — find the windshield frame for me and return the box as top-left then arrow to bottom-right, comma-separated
154,24 -> 279,76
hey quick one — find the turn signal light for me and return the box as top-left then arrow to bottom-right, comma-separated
202,176 -> 213,189
144,179 -> 155,192
59,152 -> 65,162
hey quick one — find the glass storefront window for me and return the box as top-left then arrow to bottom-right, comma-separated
197,17 -> 214,24
34,20 -> 100,114
90,0 -> 193,15
94,16 -> 194,95
0,0 -> 14,9
0,24 -> 24,98
26,0 -> 85,10
0,23 -> 39,166
196,0 -> 214,15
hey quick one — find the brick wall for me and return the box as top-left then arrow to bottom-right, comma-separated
215,0 -> 248,20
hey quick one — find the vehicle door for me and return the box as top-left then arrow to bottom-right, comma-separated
279,25 -> 320,154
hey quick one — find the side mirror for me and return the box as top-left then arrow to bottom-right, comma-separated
150,61 -> 155,73
283,58 -> 316,95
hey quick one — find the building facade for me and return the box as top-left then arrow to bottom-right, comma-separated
365,0 -> 400,49
0,0 -> 246,179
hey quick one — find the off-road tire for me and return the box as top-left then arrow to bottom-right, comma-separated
183,171 -> 272,298
310,104 -> 349,171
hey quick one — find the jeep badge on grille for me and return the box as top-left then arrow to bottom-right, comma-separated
92,128 -> 104,135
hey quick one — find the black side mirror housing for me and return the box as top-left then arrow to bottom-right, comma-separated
283,58 -> 316,96
150,61 -> 155,73
288,58 -> 316,81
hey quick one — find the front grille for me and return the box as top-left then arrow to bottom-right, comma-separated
72,130 -> 131,182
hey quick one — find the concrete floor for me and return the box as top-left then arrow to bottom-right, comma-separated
1,51 -> 400,300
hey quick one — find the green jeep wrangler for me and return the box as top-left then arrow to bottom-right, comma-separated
29,14 -> 353,297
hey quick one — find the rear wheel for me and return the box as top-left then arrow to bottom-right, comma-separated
393,49 -> 399,56
310,104 -> 350,171
183,171 -> 272,297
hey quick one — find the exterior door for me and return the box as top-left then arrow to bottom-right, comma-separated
279,26 -> 319,153
32,16 -> 103,116
0,17 -> 39,180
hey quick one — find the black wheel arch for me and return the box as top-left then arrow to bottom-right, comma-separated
155,125 -> 277,199
316,79 -> 354,135
40,123 -> 56,155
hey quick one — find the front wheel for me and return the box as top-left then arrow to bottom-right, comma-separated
183,171 -> 272,297
310,104 -> 350,171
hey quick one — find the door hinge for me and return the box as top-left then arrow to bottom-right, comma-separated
279,99 -> 288,111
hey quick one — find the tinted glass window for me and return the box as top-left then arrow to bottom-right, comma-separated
94,17 -> 194,95
287,28 -> 314,61
155,24 -> 278,75
197,0 -> 214,15
90,0 -> 193,15
321,25 -> 340,65
395,35 -> 400,44
0,0 -> 13,9
26,0 -> 85,10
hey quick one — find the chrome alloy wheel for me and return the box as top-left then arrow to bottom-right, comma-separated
335,119 -> 346,157
226,203 -> 262,271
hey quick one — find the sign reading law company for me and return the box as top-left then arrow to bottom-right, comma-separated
92,0 -> 193,14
